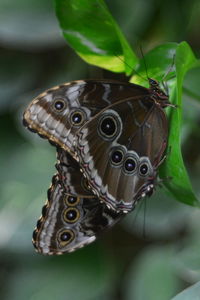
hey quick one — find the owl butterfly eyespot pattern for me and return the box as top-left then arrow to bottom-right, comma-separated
23,79 -> 171,255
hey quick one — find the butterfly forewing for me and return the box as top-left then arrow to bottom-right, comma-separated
23,80 -> 150,157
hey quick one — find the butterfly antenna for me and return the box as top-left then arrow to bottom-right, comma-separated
131,199 -> 144,228
96,0 -> 148,83
114,53 -> 147,81
114,53 -> 134,75
161,53 -> 176,95
163,53 -> 176,82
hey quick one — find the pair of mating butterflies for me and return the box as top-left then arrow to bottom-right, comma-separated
23,78 -> 171,255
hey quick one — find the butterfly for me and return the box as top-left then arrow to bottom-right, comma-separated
23,78 -> 171,254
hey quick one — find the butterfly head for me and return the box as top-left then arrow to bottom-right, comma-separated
148,78 -> 171,108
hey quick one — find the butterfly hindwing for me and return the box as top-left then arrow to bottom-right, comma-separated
76,97 -> 168,212
33,148 -> 123,255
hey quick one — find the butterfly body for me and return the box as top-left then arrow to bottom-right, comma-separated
23,79 -> 170,254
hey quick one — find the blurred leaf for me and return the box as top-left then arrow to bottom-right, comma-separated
183,67 -> 200,101
123,188 -> 190,239
4,245 -> 114,300
0,53 -> 40,111
171,281 -> 200,300
160,42 -> 200,206
0,143 -> 55,251
106,0 -> 155,44
0,143 -> 55,187
173,209 -> 200,282
124,246 -> 179,300
0,181 -> 36,251
44,52 -> 89,87
174,242 -> 200,282
55,0 -> 138,74
0,0 -> 63,50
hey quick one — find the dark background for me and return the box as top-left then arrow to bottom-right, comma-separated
0,0 -> 200,299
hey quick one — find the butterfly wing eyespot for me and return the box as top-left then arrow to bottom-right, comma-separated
65,195 -> 80,206
99,116 -> 117,138
63,207 -> 80,223
124,158 -> 137,172
58,229 -> 75,247
138,158 -> 153,177
123,152 -> 139,175
69,109 -> 86,127
110,146 -> 126,167
111,150 -> 123,165
98,110 -> 122,140
139,163 -> 149,175
52,98 -> 66,112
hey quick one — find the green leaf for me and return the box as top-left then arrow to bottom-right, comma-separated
55,0 -> 138,74
171,281 -> 200,300
160,42 -> 200,206
130,42 -> 178,86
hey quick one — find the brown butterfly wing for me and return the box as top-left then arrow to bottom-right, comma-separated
55,147 -> 93,196
23,80 -> 150,157
33,148 -> 123,255
76,98 -> 168,212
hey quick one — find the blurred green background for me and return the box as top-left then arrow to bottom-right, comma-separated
1,0 -> 200,299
